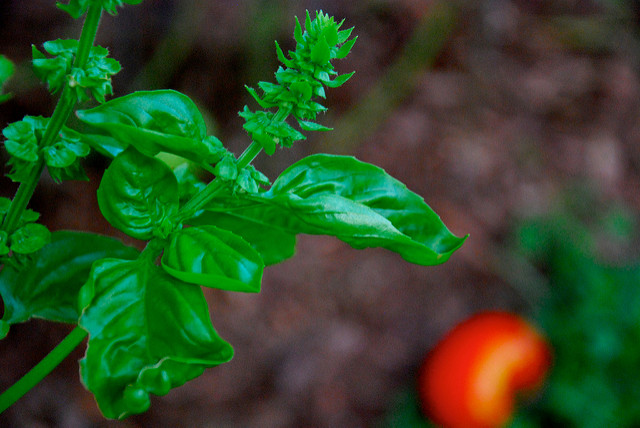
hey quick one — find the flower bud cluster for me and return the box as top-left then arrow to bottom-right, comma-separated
241,11 -> 356,155
33,39 -> 121,103
57,0 -> 143,18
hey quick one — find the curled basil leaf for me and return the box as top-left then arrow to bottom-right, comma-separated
161,225 -> 264,293
76,90 -> 225,164
97,146 -> 179,240
79,258 -> 233,419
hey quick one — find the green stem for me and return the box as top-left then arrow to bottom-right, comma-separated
174,107 -> 292,224
0,160 -> 44,233
1,5 -> 103,234
40,4 -> 102,150
0,327 -> 88,414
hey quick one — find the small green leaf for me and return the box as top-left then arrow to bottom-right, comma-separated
337,27 -> 354,44
297,119 -> 332,132
274,41 -> 295,68
79,258 -> 233,419
162,225 -> 264,292
3,139 -> 39,162
236,169 -> 259,194
0,231 -> 9,256
294,16 -> 304,44
20,209 -> 40,225
311,38 -> 331,65
43,135 -> 90,169
322,25 -> 340,47
248,165 -> 270,187
0,54 -> 14,103
325,71 -> 355,88
0,197 -> 10,216
0,55 -> 14,84
289,81 -> 313,101
335,36 -> 357,59
245,85 -> 275,109
10,223 -> 51,254
97,146 -> 179,240
0,231 -> 138,339
76,90 -> 220,163
213,154 -> 238,182
43,144 -> 76,168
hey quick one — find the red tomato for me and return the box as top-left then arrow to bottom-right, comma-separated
418,311 -> 552,428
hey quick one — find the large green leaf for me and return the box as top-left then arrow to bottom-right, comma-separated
0,231 -> 138,338
97,146 -> 179,240
199,154 -> 466,266
76,90 -> 223,163
161,225 -> 264,292
78,258 -> 233,419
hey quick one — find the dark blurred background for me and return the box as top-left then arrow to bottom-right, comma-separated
1,0 -> 640,427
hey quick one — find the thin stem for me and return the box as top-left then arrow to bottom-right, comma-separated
1,160 -> 44,233
174,106 -> 292,224
0,327 -> 88,414
40,4 -> 102,150
1,5 -> 103,234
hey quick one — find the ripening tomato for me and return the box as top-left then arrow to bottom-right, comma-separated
418,311 -> 552,428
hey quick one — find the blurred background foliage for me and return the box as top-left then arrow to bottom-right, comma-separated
1,0 -> 640,426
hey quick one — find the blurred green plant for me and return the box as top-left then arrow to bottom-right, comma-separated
0,55 -> 15,104
511,198 -> 640,427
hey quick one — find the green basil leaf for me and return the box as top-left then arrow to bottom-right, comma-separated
76,90 -> 220,163
0,55 -> 14,85
79,258 -> 233,419
43,144 -> 76,168
3,138 -> 39,162
161,225 -> 263,292
10,223 -> 51,254
79,133 -> 129,158
0,54 -> 14,103
189,211 -> 296,266
297,119 -> 332,132
213,154 -> 238,182
0,231 -> 138,339
0,231 -> 9,256
0,197 -> 11,216
202,154 -> 466,266
97,146 -> 179,240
